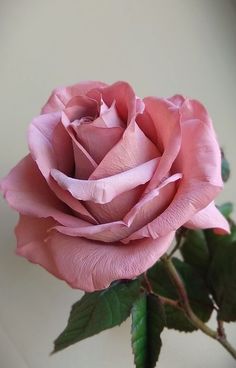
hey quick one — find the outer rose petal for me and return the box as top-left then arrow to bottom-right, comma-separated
174,99 -> 223,188
0,155 -> 92,227
137,97 -> 182,191
41,81 -> 107,113
28,111 -> 97,222
125,99 -> 224,242
16,215 -> 175,291
184,202 -> 230,234
120,180 -> 223,242
28,112 -> 62,179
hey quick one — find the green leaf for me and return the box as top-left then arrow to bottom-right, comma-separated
163,305 -> 195,332
221,149 -> 230,182
131,293 -> 165,368
217,202 -> 234,218
180,230 -> 209,275
204,222 -> 236,321
148,258 -> 213,332
53,279 -> 140,353
204,222 -> 236,257
207,238 -> 236,322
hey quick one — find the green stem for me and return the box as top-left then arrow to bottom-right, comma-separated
161,255 -> 236,360
143,272 -> 181,310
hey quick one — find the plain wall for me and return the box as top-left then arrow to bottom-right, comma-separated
0,0 -> 236,367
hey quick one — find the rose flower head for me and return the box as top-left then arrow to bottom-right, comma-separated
0,81 -> 229,291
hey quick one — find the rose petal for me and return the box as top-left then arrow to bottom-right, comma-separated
99,100 -> 125,128
122,173 -> 182,241
85,186 -> 145,223
174,99 -> 223,188
54,220 -> 126,243
125,99 -> 223,241
90,120 -> 160,180
61,110 -> 98,179
97,81 -> 144,125
138,97 -> 182,191
41,81 -> 107,114
28,112 -> 61,179
72,140 -> 97,179
53,172 -> 181,242
65,95 -> 99,117
50,157 -> 159,204
16,215 -> 175,291
184,202 -> 230,234
51,122 -> 74,174
72,124 -> 124,163
49,177 -> 98,224
28,111 -> 97,221
15,216 -> 59,275
0,155 -> 94,227
69,101 -> 125,164
168,94 -> 185,108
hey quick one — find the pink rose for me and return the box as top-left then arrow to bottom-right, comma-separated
1,81 -> 229,291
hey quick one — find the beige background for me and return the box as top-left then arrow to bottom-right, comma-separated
1,0 -> 236,367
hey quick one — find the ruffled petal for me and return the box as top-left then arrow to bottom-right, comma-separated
65,95 -> 99,117
99,100 -> 125,128
50,158 -> 159,204
16,215 -> 175,291
98,81 -> 144,124
41,81 -> 107,113
184,202 -> 230,234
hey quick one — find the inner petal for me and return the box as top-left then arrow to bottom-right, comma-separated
72,124 -> 124,164
85,185 -> 145,223
65,95 -> 99,120
98,100 -> 126,128
61,110 -> 98,180
70,101 -> 125,164
90,120 -> 160,180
